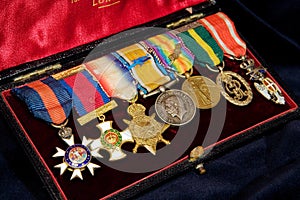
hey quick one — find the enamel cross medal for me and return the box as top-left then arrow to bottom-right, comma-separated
52,130 -> 101,180
11,76 -> 101,180
89,114 -> 134,161
240,59 -> 285,105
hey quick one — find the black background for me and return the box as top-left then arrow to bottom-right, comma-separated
0,0 -> 299,199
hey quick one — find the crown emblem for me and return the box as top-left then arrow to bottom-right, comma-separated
127,103 -> 146,117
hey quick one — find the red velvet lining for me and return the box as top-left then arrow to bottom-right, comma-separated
0,0 -> 206,71
1,49 -> 298,199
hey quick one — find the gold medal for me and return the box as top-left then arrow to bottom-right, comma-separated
182,76 -> 221,109
216,69 -> 253,106
123,102 -> 170,155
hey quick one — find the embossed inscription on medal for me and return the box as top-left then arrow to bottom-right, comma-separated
182,76 -> 221,109
216,71 -> 252,106
155,89 -> 196,126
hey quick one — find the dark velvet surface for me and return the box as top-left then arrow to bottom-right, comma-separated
0,0 -> 299,199
0,50 -> 296,199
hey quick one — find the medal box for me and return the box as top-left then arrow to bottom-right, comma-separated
0,0 -> 299,199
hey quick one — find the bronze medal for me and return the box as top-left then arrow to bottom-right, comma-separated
182,76 -> 221,109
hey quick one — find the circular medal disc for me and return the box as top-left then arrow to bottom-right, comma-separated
155,89 -> 196,126
64,144 -> 92,169
182,76 -> 221,109
216,71 -> 253,106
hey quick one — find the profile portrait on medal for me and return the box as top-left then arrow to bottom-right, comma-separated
163,94 -> 187,122
155,90 -> 196,126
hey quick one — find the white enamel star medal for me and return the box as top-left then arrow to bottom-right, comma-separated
240,59 -> 285,105
123,102 -> 170,155
52,134 -> 101,180
90,115 -> 134,161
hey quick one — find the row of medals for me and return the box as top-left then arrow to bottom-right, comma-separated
52,51 -> 285,180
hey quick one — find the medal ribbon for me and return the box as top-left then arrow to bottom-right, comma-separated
143,32 -> 194,74
114,43 -> 174,94
198,12 -> 246,58
84,54 -> 137,101
177,25 -> 223,68
59,69 -> 110,117
12,77 -> 72,125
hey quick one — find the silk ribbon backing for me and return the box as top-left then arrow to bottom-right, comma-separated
198,12 -> 247,58
11,77 -> 72,125
0,0 -> 206,70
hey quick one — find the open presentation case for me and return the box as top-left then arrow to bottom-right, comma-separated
0,0 -> 299,199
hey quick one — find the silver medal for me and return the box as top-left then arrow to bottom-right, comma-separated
155,89 -> 196,126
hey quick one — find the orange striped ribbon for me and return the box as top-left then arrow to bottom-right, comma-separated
12,77 -> 72,125
198,12 -> 246,58
26,81 -> 67,124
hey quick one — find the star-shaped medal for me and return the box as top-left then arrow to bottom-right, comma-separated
52,135 -> 102,180
254,77 -> 285,105
123,103 -> 170,155
90,121 -> 134,161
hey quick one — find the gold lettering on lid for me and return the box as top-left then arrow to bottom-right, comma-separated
93,0 -> 121,9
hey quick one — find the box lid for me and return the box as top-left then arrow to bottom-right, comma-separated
0,0 -> 207,71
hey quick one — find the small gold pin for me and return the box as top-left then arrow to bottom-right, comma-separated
189,146 -> 204,162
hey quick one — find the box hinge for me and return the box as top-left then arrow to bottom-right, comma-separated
166,12 -> 204,29
14,63 -> 62,82
52,65 -> 84,80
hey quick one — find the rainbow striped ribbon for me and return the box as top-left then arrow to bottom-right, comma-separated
11,77 -> 72,125
59,69 -> 110,117
143,32 -> 194,74
84,54 -> 137,101
114,43 -> 174,94
177,25 -> 223,68
198,12 -> 247,58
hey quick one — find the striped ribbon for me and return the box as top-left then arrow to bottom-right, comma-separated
11,77 -> 72,125
114,43 -> 174,94
59,69 -> 110,117
143,32 -> 194,74
85,54 -> 137,101
198,12 -> 247,58
178,25 -> 223,68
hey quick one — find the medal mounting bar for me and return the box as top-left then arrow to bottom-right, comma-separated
0,0 -> 299,199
